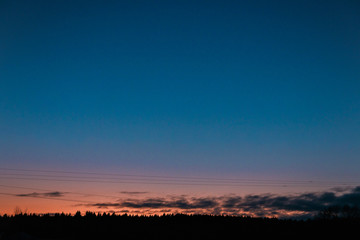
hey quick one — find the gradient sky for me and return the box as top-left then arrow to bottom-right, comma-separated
0,0 -> 360,216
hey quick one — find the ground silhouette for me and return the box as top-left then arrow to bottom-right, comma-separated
1,209 -> 360,239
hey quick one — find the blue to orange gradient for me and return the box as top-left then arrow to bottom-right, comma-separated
0,0 -> 360,218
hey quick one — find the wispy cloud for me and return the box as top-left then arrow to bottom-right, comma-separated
119,191 -> 149,195
122,196 -> 218,209
84,186 -> 360,218
16,191 -> 65,198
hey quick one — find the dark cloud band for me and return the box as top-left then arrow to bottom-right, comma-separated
16,191 -> 64,198
120,191 -> 149,195
85,186 -> 360,218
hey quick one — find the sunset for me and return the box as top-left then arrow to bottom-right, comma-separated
1,0 -> 360,238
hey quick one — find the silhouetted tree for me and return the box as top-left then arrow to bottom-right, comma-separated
317,206 -> 340,220
74,211 -> 81,217
1,212 -> 360,239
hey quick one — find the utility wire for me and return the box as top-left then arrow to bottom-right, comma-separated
0,176 -> 355,187
0,173 -> 323,185
0,168 -> 358,184
0,167 -> 329,183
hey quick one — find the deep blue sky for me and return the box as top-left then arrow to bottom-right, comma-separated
1,0 -> 360,180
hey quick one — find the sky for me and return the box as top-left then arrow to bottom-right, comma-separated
0,0 -> 360,217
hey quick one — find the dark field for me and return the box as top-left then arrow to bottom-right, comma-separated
1,213 -> 360,239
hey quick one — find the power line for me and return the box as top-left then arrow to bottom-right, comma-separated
0,167 -> 326,183
0,173 -> 324,185
0,176 -> 355,188
1,167 -> 358,185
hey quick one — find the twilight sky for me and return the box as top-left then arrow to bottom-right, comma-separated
0,0 -> 360,216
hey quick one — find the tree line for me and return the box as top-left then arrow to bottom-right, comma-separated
0,206 -> 360,239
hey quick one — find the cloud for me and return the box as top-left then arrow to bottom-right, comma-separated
329,186 -> 353,193
83,186 -> 360,218
16,191 -> 65,198
120,196 -> 218,209
90,202 -> 121,209
120,191 -> 148,195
